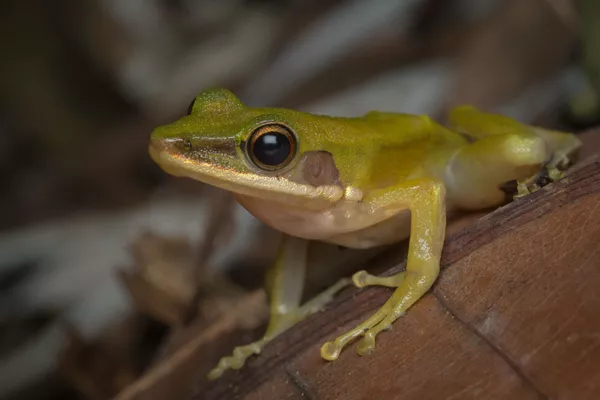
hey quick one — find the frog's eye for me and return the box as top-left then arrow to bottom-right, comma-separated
186,98 -> 196,115
247,124 -> 297,171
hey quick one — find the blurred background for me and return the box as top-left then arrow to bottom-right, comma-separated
0,0 -> 599,399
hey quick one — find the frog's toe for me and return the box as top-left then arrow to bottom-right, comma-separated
514,181 -> 536,198
320,310 -> 395,360
320,300 -> 394,361
320,340 -> 343,361
352,270 -> 370,288
547,166 -> 564,181
356,316 -> 396,355
514,163 -> 566,199
319,320 -> 379,361
207,340 -> 265,380
356,331 -> 376,356
352,270 -> 405,288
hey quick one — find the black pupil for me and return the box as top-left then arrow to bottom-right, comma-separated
252,132 -> 291,166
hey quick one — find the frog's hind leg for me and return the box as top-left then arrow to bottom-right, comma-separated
208,235 -> 351,380
448,105 -> 581,165
446,106 -> 581,208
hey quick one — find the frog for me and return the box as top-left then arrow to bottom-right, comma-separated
149,88 -> 581,380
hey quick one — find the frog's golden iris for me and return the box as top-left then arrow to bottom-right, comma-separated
245,123 -> 297,171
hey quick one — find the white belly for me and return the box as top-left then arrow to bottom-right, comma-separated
235,194 -> 411,249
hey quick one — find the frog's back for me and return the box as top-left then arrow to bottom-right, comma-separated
339,111 -> 468,190
257,107 -> 468,190
358,110 -> 463,143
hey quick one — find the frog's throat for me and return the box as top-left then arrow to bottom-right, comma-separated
149,144 -> 344,210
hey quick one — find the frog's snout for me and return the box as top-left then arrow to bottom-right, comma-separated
149,127 -> 178,164
149,131 -> 164,154
148,133 -> 191,178
149,135 -> 164,151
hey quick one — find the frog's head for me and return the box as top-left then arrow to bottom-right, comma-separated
149,88 -> 346,209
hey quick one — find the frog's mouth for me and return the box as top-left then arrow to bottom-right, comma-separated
149,136 -> 343,210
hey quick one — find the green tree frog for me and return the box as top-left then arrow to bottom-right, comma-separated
149,88 -> 580,380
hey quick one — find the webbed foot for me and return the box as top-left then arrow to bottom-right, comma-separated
208,339 -> 267,380
208,277 -> 351,379
321,270 -> 417,361
320,293 -> 402,360
514,163 -> 566,199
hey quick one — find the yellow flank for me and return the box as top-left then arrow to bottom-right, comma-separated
149,88 -> 581,380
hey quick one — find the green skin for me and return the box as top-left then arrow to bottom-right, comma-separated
149,88 -> 580,380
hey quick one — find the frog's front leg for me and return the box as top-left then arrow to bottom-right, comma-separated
320,178 -> 446,360
208,235 -> 351,380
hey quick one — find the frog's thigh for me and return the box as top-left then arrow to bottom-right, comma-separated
448,105 -> 539,139
446,133 -> 548,209
449,105 -> 580,166
320,178 -> 446,361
